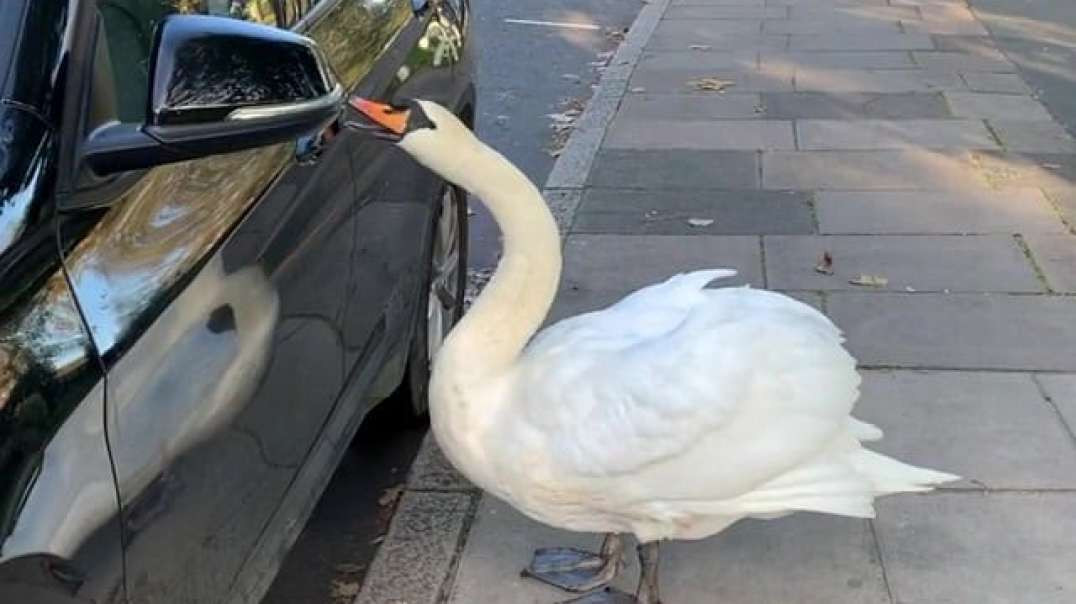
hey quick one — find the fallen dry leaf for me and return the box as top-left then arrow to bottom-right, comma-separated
330,580 -> 360,600
378,484 -> 404,507
687,77 -> 735,92
815,251 -> 834,275
687,218 -> 715,227
605,27 -> 627,43
849,274 -> 889,287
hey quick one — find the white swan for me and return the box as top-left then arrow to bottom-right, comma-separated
349,97 -> 958,603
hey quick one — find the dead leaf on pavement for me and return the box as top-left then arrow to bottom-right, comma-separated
849,274 -> 889,287
687,77 -> 735,92
330,580 -> 360,600
605,27 -> 627,43
814,251 -> 834,275
687,218 -> 715,227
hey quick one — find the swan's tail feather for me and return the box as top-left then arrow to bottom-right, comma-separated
726,458 -> 879,518
851,448 -> 960,494
847,417 -> 884,441
713,437 -> 958,520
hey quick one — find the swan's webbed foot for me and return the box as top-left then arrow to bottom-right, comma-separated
558,587 -> 638,603
522,533 -> 624,593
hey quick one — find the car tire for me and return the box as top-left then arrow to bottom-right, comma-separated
400,183 -> 468,419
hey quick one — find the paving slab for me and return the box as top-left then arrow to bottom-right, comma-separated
665,5 -> 786,19
451,497 -> 889,604
796,119 -> 998,150
875,493 -> 1076,604
354,491 -> 474,604
969,151 -> 1076,191
654,18 -> 763,35
944,92 -> 1052,120
617,93 -> 763,119
990,120 -> 1076,153
575,189 -> 813,235
761,51 -> 916,69
794,68 -> 963,93
635,50 -> 758,71
604,118 -> 795,149
670,0 -> 764,5
552,234 -> 762,321
902,18 -> 989,36
762,150 -> 986,190
787,5 -> 919,21
789,32 -> 934,51
828,292 -> 1076,370
629,67 -> 793,93
856,370 -> 1076,489
763,19 -> 901,35
588,149 -> 760,190
930,34 -> 1004,55
770,0 -> 888,6
959,72 -> 1031,94
1036,374 -> 1076,435
912,51 -> 1016,72
761,92 -> 952,119
764,235 -> 1041,292
648,22 -> 786,50
1022,234 -> 1076,292
647,33 -> 789,52
815,189 -> 1067,234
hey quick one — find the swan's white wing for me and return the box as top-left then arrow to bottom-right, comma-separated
514,270 -> 859,479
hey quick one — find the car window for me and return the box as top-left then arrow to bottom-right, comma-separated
96,0 -> 323,123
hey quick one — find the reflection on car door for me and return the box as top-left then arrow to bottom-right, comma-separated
56,1 -> 388,601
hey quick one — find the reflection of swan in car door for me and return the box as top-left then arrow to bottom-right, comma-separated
107,254 -> 279,497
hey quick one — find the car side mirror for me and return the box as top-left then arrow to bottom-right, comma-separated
83,15 -> 342,175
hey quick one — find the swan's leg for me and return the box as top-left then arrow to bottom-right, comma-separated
635,541 -> 662,604
552,542 -> 662,603
523,533 -> 624,593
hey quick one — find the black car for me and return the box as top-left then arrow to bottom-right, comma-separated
0,1 -> 473,602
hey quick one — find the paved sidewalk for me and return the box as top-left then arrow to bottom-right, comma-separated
357,0 -> 1076,602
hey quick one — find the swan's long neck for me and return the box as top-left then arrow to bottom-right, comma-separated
439,140 -> 561,382
402,119 -> 561,459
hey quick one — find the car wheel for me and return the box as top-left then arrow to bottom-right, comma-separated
401,183 -> 468,418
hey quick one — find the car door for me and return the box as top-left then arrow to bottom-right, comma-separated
1,3 -> 125,603
56,1 -> 365,601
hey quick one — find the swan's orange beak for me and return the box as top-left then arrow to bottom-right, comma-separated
348,97 -> 409,137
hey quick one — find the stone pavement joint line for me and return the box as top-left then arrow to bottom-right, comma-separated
357,0 -> 1076,602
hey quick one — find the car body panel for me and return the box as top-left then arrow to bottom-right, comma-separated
0,1 -> 473,602
0,102 -> 125,602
